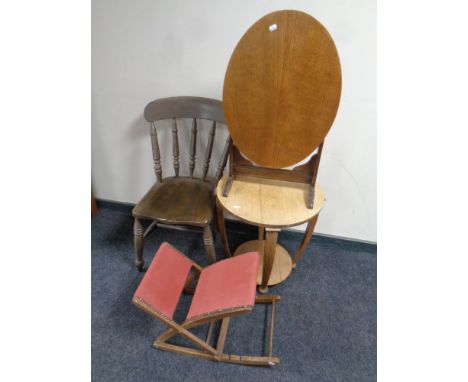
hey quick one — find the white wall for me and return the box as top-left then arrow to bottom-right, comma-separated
92,0 -> 376,242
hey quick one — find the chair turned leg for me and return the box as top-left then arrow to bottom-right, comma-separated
203,226 -> 217,264
134,218 -> 144,272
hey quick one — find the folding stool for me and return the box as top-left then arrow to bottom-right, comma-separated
132,242 -> 280,366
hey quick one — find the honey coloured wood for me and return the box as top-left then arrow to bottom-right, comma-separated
223,10 -> 341,168
215,175 -> 324,291
233,240 -> 292,286
216,175 -> 324,228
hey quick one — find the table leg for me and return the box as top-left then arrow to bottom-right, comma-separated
292,214 -> 319,267
259,228 -> 280,293
258,225 -> 265,240
215,197 -> 232,257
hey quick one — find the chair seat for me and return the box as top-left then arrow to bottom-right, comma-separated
132,178 -> 213,226
186,252 -> 260,321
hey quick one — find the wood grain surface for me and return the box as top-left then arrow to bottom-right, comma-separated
233,240 -> 292,286
223,10 -> 341,168
216,175 -> 324,228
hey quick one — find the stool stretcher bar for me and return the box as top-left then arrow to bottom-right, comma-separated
147,294 -> 281,366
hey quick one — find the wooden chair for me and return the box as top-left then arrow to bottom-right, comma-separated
132,97 -> 231,271
132,242 -> 280,366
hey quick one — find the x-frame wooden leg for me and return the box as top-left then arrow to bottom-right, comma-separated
152,295 -> 281,366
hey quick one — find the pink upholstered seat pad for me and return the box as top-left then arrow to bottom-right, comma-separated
133,242 -> 192,319
186,252 -> 260,321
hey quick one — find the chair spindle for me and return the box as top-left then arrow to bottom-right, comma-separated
215,136 -> 231,184
151,122 -> 163,182
172,118 -> 180,177
202,121 -> 216,182
189,118 -> 197,178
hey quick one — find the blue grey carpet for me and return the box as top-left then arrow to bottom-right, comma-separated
92,207 -> 376,382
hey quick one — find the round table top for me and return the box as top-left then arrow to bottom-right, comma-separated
216,175 -> 324,228
223,10 -> 341,169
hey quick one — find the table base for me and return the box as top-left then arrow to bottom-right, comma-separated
233,240 -> 292,287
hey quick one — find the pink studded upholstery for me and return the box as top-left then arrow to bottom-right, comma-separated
186,252 -> 260,321
133,242 -> 192,320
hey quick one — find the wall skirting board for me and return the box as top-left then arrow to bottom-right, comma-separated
95,199 -> 377,252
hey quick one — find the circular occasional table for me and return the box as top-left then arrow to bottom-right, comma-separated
216,175 -> 325,293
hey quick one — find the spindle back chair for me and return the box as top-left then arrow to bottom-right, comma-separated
132,97 -> 231,271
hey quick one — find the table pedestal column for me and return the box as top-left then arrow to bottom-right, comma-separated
233,235 -> 292,293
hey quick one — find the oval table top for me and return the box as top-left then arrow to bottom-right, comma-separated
216,175 -> 324,228
223,10 -> 341,169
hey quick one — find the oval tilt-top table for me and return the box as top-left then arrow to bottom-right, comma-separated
216,10 -> 339,293
216,175 -> 325,293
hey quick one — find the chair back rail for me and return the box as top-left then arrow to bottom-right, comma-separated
144,96 -> 225,124
143,97 -> 229,185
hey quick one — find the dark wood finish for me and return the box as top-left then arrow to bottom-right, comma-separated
223,10 -> 341,169
133,178 -> 213,225
150,122 -> 163,183
202,121 -> 216,182
134,218 -> 144,272
172,119 -> 180,177
189,118 -> 197,178
203,225 -> 216,263
133,97 -> 230,270
143,221 -> 158,238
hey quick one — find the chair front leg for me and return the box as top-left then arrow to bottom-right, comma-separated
203,225 -> 217,264
134,217 -> 144,271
